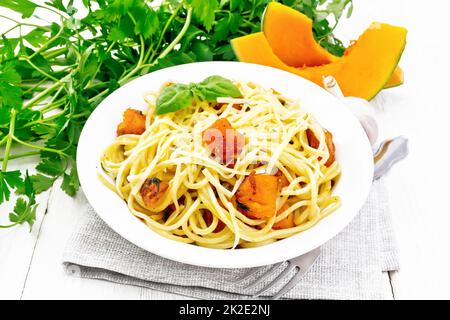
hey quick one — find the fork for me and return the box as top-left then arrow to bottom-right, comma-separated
236,247 -> 321,299
236,136 -> 409,299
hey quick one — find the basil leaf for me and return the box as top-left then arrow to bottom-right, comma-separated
156,84 -> 193,115
155,76 -> 242,115
195,75 -> 241,101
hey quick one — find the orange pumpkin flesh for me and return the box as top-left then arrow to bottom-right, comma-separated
231,23 -> 407,100
262,2 -> 338,67
345,39 -> 404,89
234,173 -> 279,219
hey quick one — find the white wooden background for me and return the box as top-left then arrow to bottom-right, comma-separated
1,0 -> 450,300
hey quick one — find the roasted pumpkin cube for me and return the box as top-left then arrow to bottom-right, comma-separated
306,128 -> 335,167
234,172 -> 279,219
140,177 -> 169,208
203,118 -> 244,165
117,108 -> 146,136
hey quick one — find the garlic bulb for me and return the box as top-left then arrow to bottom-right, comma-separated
322,76 -> 379,145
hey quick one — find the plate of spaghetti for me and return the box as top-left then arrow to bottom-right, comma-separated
77,62 -> 373,268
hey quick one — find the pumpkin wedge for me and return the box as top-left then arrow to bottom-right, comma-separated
262,2 -> 338,67
262,2 -> 404,88
231,23 -> 407,100
344,39 -> 404,88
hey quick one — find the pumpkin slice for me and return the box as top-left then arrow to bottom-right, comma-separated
231,23 -> 407,100
345,39 -> 404,88
262,2 -> 338,67
262,2 -> 403,88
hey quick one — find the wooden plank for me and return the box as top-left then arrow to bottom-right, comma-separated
0,6 -> 60,300
0,192 -> 50,299
0,156 -> 51,299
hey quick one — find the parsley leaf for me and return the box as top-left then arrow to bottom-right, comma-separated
0,63 -> 23,109
188,0 -> 219,32
16,173 -> 56,195
6,172 -> 37,230
131,6 -> 160,39
0,170 -> 24,204
0,0 -> 38,18
36,155 -> 66,177
9,197 -> 37,230
61,166 -> 80,196
24,29 -> 48,47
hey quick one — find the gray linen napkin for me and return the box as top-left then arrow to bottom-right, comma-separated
62,178 -> 398,300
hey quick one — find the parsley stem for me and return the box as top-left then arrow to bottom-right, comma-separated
86,42 -> 116,89
149,1 -> 183,62
134,62 -> 157,69
21,78 -> 48,94
29,26 -> 65,60
0,15 -> 51,31
242,18 -> 259,29
38,85 -> 65,113
0,223 -> 19,229
88,89 -> 108,104
143,43 -> 154,65
70,111 -> 91,119
86,81 -> 108,90
2,109 -> 17,172
36,4 -> 69,19
23,77 -> 67,109
38,100 -> 65,115
42,47 -> 67,60
11,136 -> 67,157
21,57 -> 60,82
157,7 -> 193,61
0,151 -> 40,162
119,36 -> 146,84
22,109 -> 64,128
1,24 -> 20,36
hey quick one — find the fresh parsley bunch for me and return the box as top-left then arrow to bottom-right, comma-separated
0,0 -> 352,230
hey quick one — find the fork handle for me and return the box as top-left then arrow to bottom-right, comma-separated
373,136 -> 409,180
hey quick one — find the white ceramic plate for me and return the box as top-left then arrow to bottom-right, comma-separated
77,62 -> 373,269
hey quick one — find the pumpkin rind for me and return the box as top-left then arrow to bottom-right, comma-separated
231,23 -> 407,100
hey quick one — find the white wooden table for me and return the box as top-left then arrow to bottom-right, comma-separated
1,0 -> 450,300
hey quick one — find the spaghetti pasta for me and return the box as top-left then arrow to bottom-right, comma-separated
100,80 -> 341,249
